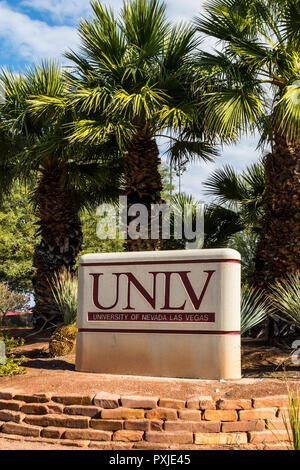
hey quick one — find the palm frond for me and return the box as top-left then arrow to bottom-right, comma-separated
195,0 -> 255,43
70,85 -> 112,114
167,137 -> 218,165
202,88 -> 262,138
160,22 -> 199,76
204,164 -> 245,207
158,104 -> 192,129
204,161 -> 265,227
64,159 -> 123,210
109,83 -> 168,121
281,0 -> 300,48
273,82 -> 300,141
121,0 -> 169,56
203,203 -> 244,248
79,1 -> 126,71
68,119 -> 133,146
1,60 -> 66,134
27,94 -> 69,121
230,39 -> 275,69
194,0 -> 300,143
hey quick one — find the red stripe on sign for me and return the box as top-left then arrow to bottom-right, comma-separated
80,259 -> 240,267
88,312 -> 215,322
79,328 -> 239,335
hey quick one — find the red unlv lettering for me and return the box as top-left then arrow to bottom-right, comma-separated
90,270 -> 215,312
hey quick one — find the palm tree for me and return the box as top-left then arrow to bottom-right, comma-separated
203,162 -> 265,283
195,0 -> 300,288
204,162 -> 265,232
0,61 -> 122,326
32,0 -> 218,251
162,192 -> 244,250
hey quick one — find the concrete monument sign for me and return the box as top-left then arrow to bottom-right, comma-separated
76,248 -> 241,379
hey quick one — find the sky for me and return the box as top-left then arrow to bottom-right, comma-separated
0,0 -> 263,200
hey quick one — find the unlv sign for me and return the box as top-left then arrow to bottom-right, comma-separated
88,269 -> 215,322
76,249 -> 241,380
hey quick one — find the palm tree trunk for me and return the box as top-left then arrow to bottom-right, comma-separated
123,137 -> 163,251
254,134 -> 300,288
32,164 -> 82,328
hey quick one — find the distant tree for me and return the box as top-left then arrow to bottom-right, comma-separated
160,164 -> 175,201
0,282 -> 30,326
0,183 -> 37,292
77,208 -> 124,264
0,184 -> 124,293
228,229 -> 258,285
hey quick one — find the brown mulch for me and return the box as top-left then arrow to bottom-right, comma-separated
0,328 -> 299,399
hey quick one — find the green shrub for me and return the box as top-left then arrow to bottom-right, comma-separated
283,390 -> 300,450
241,286 -> 269,336
50,269 -> 78,326
49,324 -> 77,357
267,388 -> 300,450
268,273 -> 300,330
0,334 -> 27,377
48,270 -> 78,357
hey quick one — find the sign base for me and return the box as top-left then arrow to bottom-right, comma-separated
75,330 -> 241,380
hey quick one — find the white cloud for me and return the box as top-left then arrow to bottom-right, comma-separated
0,0 -> 212,65
0,1 -> 79,64
167,0 -> 205,22
20,0 -> 93,23
20,0 -> 205,24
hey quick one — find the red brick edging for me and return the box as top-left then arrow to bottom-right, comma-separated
0,391 -> 291,449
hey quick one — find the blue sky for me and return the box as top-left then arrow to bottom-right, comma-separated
0,0 -> 262,199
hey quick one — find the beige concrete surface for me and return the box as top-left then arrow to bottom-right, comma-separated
76,331 -> 241,379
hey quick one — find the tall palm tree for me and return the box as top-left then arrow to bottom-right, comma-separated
0,61 -> 122,326
204,161 -> 265,232
32,0 -> 218,251
162,192 -> 244,250
204,162 -> 265,283
195,0 -> 300,288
